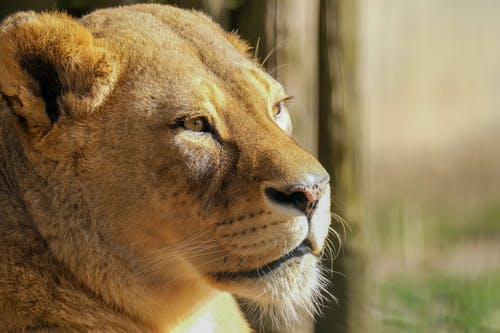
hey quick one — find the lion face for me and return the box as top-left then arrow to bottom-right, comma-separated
0,4 -> 331,328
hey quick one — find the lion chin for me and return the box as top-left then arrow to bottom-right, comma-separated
0,4 -> 333,333
223,255 -> 329,329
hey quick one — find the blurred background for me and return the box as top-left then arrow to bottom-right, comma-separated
2,1 -> 499,332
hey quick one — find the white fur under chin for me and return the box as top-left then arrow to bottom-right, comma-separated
237,257 -> 330,330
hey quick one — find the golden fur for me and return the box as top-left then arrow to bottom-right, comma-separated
0,4 -> 331,332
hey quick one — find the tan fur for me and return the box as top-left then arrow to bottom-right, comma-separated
0,4 -> 331,332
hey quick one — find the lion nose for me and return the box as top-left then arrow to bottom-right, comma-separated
264,174 -> 330,218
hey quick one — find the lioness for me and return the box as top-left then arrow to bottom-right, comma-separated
0,4 -> 332,332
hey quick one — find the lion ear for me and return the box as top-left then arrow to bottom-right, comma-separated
0,11 -> 118,133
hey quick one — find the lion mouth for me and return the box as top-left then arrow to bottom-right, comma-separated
212,239 -> 313,281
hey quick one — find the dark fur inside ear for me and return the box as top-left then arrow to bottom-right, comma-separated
19,55 -> 62,124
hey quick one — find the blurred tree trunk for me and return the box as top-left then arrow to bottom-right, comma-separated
316,0 -> 367,333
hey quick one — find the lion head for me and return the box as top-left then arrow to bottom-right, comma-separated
0,4 -> 331,330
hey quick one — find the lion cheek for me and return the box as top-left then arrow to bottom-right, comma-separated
173,135 -> 220,183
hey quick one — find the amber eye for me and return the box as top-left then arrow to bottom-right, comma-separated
182,116 -> 210,133
272,98 -> 293,135
273,97 -> 293,120
273,101 -> 287,119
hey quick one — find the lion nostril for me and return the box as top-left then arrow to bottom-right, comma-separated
264,174 -> 329,217
264,187 -> 310,215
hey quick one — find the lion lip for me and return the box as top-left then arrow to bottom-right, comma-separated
212,240 -> 313,281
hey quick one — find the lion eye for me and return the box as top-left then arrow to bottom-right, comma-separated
272,99 -> 293,135
182,116 -> 210,132
273,101 -> 287,119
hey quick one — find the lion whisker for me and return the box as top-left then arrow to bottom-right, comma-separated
331,211 -> 350,236
261,39 -> 288,68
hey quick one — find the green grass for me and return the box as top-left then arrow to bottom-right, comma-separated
377,272 -> 500,333
373,200 -> 500,333
369,198 -> 500,333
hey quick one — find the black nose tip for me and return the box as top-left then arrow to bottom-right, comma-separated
264,174 -> 329,218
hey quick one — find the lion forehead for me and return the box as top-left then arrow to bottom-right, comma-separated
81,5 -> 246,71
